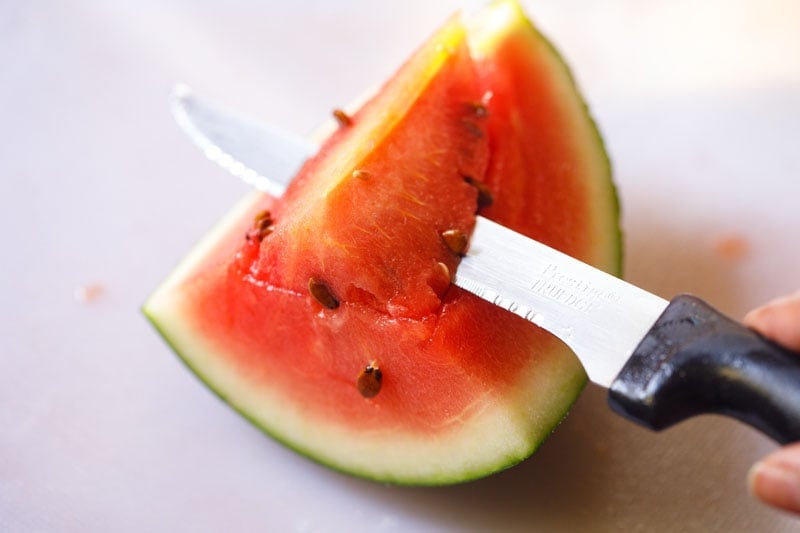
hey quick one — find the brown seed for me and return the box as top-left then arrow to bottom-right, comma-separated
357,362 -> 383,398
253,209 -> 273,227
466,101 -> 489,118
435,261 -> 451,281
427,261 -> 452,295
308,278 -> 339,309
441,229 -> 468,256
463,176 -> 494,209
462,119 -> 484,138
333,108 -> 353,128
351,169 -> 370,180
246,210 -> 274,242
245,226 -> 273,242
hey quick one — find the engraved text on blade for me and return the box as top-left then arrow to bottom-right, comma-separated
530,263 -> 621,313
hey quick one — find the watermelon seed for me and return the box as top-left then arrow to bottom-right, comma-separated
461,119 -> 484,138
467,101 -> 488,118
308,278 -> 339,309
441,229 -> 468,256
333,109 -> 353,128
352,169 -> 370,180
246,210 -> 274,242
357,362 -> 383,398
464,176 -> 494,209
436,261 -> 451,281
254,210 -> 273,228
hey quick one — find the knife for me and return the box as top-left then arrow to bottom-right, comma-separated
170,84 -> 800,444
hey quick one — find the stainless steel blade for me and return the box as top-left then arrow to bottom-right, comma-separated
170,84 -> 315,196
456,218 -> 668,386
171,84 -> 669,387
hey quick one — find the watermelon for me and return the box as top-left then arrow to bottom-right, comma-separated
144,0 -> 620,485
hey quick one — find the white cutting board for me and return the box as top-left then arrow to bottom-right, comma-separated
2,1 -> 799,531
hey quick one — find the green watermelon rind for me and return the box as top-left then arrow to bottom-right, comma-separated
143,193 -> 590,485
530,18 -> 623,276
146,316 -> 587,485
470,0 -> 622,277
143,0 -> 620,486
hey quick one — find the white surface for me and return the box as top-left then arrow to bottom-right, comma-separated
2,1 -> 799,531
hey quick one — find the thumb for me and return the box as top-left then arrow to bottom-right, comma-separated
743,290 -> 800,351
749,442 -> 800,514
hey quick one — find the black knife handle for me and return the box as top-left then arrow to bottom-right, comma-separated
608,294 -> 800,444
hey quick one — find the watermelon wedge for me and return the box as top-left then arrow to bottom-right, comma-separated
144,0 -> 621,485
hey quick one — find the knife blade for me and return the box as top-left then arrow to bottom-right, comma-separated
170,84 -> 800,443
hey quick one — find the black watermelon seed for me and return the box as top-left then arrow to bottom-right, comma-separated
464,176 -> 494,209
308,278 -> 339,309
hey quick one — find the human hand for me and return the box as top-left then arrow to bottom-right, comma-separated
743,291 -> 800,513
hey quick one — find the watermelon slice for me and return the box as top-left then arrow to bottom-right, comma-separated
144,0 -> 620,485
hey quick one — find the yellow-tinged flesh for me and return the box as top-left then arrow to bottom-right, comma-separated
292,18 -> 466,210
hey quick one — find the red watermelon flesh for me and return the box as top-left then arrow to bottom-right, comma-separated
144,0 -> 620,485
470,4 -> 619,265
257,17 -> 489,320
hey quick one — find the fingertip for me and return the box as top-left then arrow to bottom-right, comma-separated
743,305 -> 780,342
742,306 -> 767,330
743,291 -> 800,351
750,447 -> 800,514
